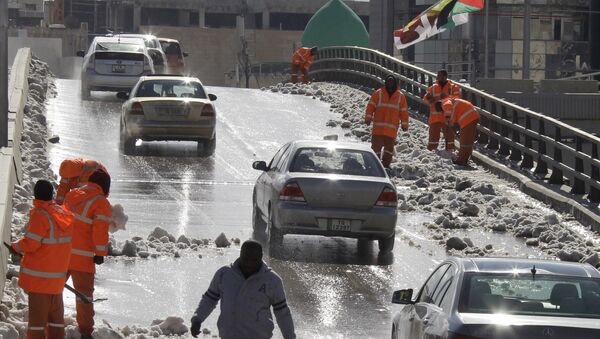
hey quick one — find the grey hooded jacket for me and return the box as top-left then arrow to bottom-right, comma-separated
192,260 -> 296,339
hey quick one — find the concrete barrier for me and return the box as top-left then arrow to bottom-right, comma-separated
0,48 -> 31,299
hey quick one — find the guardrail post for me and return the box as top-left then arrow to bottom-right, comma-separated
589,143 -> 600,203
487,102 -> 499,150
498,105 -> 511,156
534,119 -> 548,177
548,126 -> 564,185
571,136 -> 585,195
477,96 -> 489,144
521,115 -> 534,169
509,108 -> 522,162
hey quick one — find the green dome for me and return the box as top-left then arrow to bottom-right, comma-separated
301,0 -> 369,48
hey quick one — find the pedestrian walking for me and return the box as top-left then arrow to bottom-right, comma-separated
63,170 -> 112,339
11,180 -> 74,339
365,74 -> 409,168
442,98 -> 481,165
423,69 -> 461,151
190,240 -> 296,339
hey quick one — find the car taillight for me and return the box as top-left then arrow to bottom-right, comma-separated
279,182 -> 306,202
201,104 -> 215,117
375,187 -> 397,207
131,102 -> 144,115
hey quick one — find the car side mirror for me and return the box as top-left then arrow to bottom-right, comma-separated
183,52 -> 189,57
116,92 -> 129,100
76,50 -> 86,57
208,94 -> 217,101
252,161 -> 268,171
392,289 -> 414,304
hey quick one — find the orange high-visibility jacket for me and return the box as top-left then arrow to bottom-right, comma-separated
12,200 -> 74,294
424,80 -> 461,124
56,159 -> 107,204
64,183 -> 112,274
442,98 -> 480,129
365,87 -> 409,139
291,48 -> 314,70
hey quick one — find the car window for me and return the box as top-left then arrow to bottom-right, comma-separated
268,144 -> 290,170
273,145 -> 294,172
162,42 -> 182,56
95,42 -> 144,53
459,273 -> 600,319
289,147 -> 385,177
135,80 -> 207,99
434,265 -> 457,313
418,264 -> 451,304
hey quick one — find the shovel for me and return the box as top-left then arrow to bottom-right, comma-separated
4,242 -> 107,304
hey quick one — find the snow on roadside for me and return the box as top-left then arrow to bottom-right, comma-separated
263,82 -> 600,268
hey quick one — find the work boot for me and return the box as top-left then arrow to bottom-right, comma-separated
81,334 -> 94,339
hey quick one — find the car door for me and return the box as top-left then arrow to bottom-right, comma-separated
259,143 -> 290,213
399,264 -> 450,339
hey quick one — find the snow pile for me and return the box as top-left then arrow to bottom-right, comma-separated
264,82 -> 600,266
109,204 -> 128,233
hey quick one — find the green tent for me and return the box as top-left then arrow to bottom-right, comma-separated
301,0 -> 369,48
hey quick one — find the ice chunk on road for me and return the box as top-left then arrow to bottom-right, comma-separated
110,204 -> 128,233
215,233 -> 231,248
157,316 -> 189,336
0,322 -> 19,339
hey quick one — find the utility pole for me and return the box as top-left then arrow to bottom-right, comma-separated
0,0 -> 8,147
523,0 -> 531,80
483,2 -> 489,78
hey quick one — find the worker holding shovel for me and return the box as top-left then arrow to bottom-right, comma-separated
9,180 -> 74,339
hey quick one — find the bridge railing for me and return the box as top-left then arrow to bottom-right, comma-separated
310,46 -> 600,205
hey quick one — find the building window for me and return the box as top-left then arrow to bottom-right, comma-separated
498,16 -> 511,40
553,18 -> 562,40
25,4 -> 36,11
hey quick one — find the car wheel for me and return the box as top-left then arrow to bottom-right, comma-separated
81,84 -> 91,100
378,232 -> 395,253
252,202 -> 267,232
267,208 -> 283,252
120,121 -> 136,155
197,135 -> 216,157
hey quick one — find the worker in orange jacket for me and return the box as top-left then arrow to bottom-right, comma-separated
423,70 -> 461,151
291,47 -> 318,84
442,98 -> 481,166
63,170 -> 112,339
11,180 -> 74,339
365,75 -> 409,168
56,158 -> 107,205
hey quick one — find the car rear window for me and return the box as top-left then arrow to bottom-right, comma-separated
459,273 -> 600,319
95,42 -> 144,53
135,80 -> 207,99
289,147 -> 385,177
161,41 -> 182,56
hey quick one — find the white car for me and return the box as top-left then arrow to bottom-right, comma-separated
78,36 -> 155,99
117,34 -> 167,74
118,76 -> 217,156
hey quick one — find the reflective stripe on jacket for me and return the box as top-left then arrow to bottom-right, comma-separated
442,98 -> 480,129
13,200 -> 74,294
365,87 -> 409,138
64,183 -> 112,273
193,260 -> 296,339
56,159 -> 107,204
423,80 -> 461,124
291,48 -> 314,70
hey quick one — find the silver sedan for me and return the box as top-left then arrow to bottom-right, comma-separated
391,257 -> 600,339
252,140 -> 398,253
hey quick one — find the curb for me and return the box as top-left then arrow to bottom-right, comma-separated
0,48 -> 32,300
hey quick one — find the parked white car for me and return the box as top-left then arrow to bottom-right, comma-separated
117,34 -> 167,74
78,36 -> 155,99
118,75 -> 217,156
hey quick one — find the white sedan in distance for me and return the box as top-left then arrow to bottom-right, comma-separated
118,76 -> 217,156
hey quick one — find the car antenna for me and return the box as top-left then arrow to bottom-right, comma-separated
531,265 -> 536,280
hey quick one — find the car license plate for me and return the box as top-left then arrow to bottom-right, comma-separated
112,64 -> 126,73
328,219 -> 352,232
157,106 -> 187,116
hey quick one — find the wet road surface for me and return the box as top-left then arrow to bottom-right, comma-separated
46,80 -> 548,338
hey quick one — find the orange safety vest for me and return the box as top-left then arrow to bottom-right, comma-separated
56,159 -> 108,204
64,183 -> 112,274
442,98 -> 480,129
13,200 -> 74,295
291,48 -> 314,70
365,87 -> 409,139
424,80 -> 461,124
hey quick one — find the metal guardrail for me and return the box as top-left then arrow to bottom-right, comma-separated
310,46 -> 600,205
559,71 -> 600,81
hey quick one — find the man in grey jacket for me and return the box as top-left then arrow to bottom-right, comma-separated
190,240 -> 296,339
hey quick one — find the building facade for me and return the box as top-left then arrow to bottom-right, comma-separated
8,0 -> 45,27
370,0 -> 599,81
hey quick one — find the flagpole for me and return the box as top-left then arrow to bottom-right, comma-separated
523,0 -> 531,80
484,1 -> 489,79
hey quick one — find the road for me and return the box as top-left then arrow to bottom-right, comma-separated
46,79 -> 545,338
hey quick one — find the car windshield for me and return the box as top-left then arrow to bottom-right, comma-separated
289,147 -> 385,177
459,273 -> 600,319
161,41 -> 182,56
95,42 -> 144,53
135,80 -> 207,99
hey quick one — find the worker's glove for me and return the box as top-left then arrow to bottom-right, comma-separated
190,316 -> 202,338
93,256 -> 104,265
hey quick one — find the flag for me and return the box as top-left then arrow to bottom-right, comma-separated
394,0 -> 484,49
